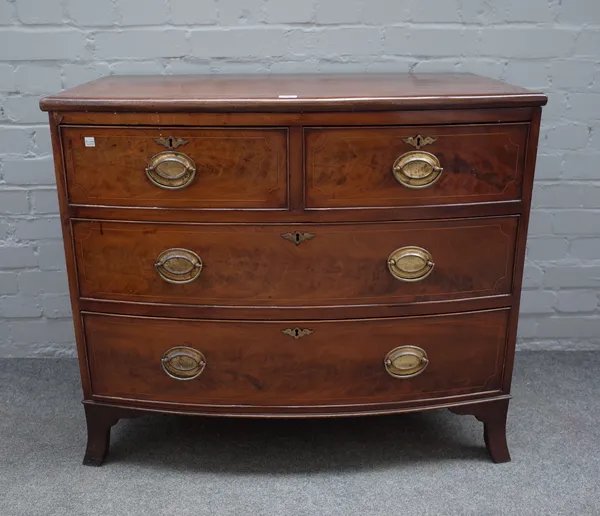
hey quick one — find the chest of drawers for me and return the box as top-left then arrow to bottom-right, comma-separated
40,74 -> 547,466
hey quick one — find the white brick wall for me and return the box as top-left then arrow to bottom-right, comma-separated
0,0 -> 599,356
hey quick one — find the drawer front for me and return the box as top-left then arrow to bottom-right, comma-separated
73,218 -> 517,306
62,127 -> 288,209
85,310 -> 509,406
305,124 -> 528,208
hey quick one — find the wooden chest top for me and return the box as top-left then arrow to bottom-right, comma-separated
39,73 -> 547,112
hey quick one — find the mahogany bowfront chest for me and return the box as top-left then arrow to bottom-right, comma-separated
40,74 -> 547,465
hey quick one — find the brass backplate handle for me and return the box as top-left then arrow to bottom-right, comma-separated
387,246 -> 434,282
392,150 -> 443,189
146,151 -> 196,190
161,346 -> 206,381
384,346 -> 429,379
155,248 -> 203,284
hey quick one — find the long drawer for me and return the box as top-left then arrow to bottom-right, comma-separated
62,126 -> 288,209
84,309 -> 510,406
305,124 -> 528,209
73,218 -> 518,307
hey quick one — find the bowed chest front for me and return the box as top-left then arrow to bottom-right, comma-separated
40,74 -> 547,466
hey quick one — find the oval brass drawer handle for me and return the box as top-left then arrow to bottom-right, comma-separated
384,346 -> 429,379
146,151 -> 196,190
155,248 -> 203,284
387,246 -> 434,282
393,150 -> 443,189
161,346 -> 206,381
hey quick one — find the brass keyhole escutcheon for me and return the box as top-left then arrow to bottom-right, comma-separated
392,150 -> 443,189
161,346 -> 206,381
281,232 -> 315,246
155,248 -> 203,284
387,246 -> 434,282
281,328 -> 313,339
146,151 -> 196,190
384,346 -> 429,379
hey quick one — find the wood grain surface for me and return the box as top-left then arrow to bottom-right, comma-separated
305,123 -> 528,208
72,218 -> 518,307
84,309 -> 510,406
62,126 -> 288,209
40,73 -> 547,112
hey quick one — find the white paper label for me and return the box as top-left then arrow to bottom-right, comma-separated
278,94 -> 298,99
84,137 -> 96,147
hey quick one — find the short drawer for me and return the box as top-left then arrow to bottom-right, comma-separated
85,309 -> 509,406
305,124 -> 528,208
62,126 -> 288,209
73,217 -> 517,307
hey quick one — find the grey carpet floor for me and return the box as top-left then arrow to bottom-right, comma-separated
0,352 -> 599,516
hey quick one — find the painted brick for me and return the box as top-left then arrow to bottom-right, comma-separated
42,295 -> 72,319
570,239 -> 600,260
575,30 -> 600,57
362,0 -> 410,24
16,0 -> 63,24
387,27 -> 479,57
119,0 -> 169,26
533,154 -> 562,181
0,273 -> 18,295
265,0 -> 312,23
568,93 -> 600,122
190,28 -> 289,58
558,0 -> 600,24
528,210 -> 554,236
218,0 -> 264,24
516,316 -> 538,339
409,0 -> 461,22
33,127 -> 53,156
66,0 -> 117,26
9,319 -> 75,344
504,61 -> 550,90
536,317 -> 600,339
0,127 -> 31,155
556,292 -> 598,313
550,60 -> 597,91
18,270 -> 68,295
504,0 -> 555,22
526,238 -> 570,261
14,65 -> 63,95
14,218 -> 62,240
0,0 -> 15,24
31,190 -> 59,214
171,0 -> 217,25
562,153 -> 600,180
520,290 -> 556,314
534,185 -> 600,209
2,96 -> 49,124
94,29 -> 188,59
554,211 -> 600,235
0,296 -> 42,318
479,28 -> 577,59
38,242 -> 66,271
0,63 -> 15,92
0,29 -> 87,61
544,266 -> 600,288
316,0 -> 363,24
0,247 -> 37,269
542,123 -> 590,152
0,0 -> 598,355
0,191 -> 29,215
62,63 -> 112,89
2,157 -> 56,185
522,263 -> 544,289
